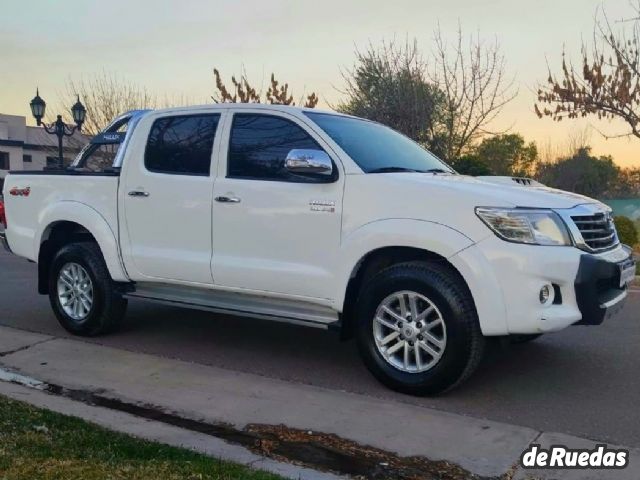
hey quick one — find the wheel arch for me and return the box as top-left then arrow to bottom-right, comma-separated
337,219 -> 478,339
36,203 -> 129,294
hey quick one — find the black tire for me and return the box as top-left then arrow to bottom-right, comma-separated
510,334 -> 543,344
355,261 -> 484,395
48,242 -> 127,336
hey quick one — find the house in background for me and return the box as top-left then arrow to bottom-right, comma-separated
0,113 -> 88,191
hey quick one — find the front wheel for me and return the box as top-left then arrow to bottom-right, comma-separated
49,242 -> 127,336
355,261 -> 484,395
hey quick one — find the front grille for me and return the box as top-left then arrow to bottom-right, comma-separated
570,213 -> 619,251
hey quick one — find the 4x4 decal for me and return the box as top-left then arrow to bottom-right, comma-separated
9,186 -> 30,197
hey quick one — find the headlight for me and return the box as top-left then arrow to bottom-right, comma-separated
475,207 -> 572,246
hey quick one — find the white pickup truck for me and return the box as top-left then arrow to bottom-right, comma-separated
1,104 -> 635,394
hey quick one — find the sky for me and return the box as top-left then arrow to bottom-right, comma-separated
1,0 -> 638,167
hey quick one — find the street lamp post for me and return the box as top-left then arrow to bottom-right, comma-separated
29,89 -> 87,170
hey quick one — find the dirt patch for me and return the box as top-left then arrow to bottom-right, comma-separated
247,424 -> 497,479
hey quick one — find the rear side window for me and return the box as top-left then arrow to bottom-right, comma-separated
227,114 -> 323,181
145,114 -> 220,175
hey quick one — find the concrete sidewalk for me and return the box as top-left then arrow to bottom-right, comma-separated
0,325 -> 637,479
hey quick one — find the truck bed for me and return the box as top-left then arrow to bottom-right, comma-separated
2,172 -> 120,262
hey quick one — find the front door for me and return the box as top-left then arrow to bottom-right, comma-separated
122,113 -> 222,284
211,111 -> 343,300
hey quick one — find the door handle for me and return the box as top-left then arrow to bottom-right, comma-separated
128,190 -> 150,197
215,195 -> 241,203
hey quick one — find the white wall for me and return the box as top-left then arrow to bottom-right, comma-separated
0,113 -> 88,180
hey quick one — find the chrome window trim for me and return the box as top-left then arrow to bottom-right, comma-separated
555,203 -> 620,253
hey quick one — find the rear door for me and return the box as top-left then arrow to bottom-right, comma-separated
122,112 -> 222,283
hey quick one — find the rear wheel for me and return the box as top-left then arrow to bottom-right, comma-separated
355,261 -> 484,395
48,242 -> 127,336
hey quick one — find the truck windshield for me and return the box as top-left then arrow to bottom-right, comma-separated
304,112 -> 453,174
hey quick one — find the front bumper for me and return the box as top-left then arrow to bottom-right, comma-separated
574,247 -> 633,325
0,230 -> 11,253
450,236 -> 632,335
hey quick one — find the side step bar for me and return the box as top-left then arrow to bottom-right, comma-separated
124,283 -> 340,330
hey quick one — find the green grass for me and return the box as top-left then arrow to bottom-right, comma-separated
0,395 -> 284,480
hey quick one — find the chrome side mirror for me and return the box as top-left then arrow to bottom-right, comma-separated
284,149 -> 333,176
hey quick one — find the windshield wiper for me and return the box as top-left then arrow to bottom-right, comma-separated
368,167 -> 424,173
368,166 -> 452,174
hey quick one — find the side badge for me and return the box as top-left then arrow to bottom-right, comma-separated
310,200 -> 336,213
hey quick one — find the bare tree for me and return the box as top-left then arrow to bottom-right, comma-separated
213,68 -> 318,108
429,25 -> 517,161
539,126 -> 594,165
59,72 -> 160,136
536,2 -> 640,139
53,72 -> 193,166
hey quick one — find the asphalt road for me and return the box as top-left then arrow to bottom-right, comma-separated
1,249 -> 638,448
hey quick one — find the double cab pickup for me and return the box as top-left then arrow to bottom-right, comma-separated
1,104 -> 635,394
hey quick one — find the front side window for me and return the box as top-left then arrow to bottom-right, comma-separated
305,112 -> 453,174
228,114 -> 328,182
145,114 -> 220,176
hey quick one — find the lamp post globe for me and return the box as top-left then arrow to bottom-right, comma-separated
71,95 -> 86,129
29,89 -> 46,126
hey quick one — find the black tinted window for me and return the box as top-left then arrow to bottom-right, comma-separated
228,114 -> 324,181
145,114 -> 220,175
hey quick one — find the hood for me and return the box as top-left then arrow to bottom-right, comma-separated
343,173 -> 608,244
388,174 -> 603,210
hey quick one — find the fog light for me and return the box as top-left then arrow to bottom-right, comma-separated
539,284 -> 554,305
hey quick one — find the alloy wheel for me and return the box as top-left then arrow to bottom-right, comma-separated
57,262 -> 94,322
373,290 -> 447,373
